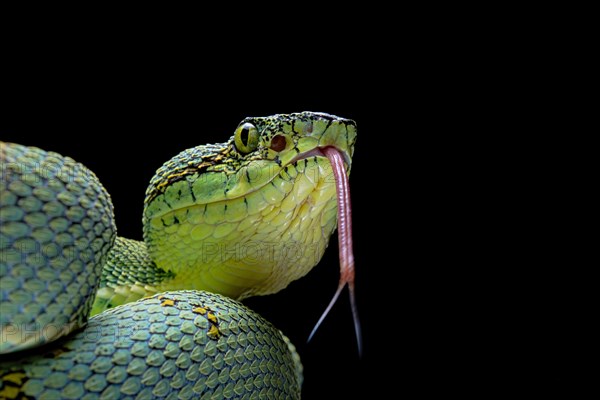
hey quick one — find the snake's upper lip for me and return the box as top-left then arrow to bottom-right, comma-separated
289,146 -> 352,171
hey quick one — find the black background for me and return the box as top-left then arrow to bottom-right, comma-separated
1,95 -> 383,398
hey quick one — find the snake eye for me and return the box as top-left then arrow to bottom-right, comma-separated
234,122 -> 259,154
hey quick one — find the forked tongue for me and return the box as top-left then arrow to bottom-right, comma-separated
307,146 -> 362,356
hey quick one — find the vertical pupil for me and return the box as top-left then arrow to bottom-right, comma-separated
240,127 -> 249,146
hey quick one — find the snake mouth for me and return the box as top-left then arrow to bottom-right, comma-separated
289,146 -> 352,172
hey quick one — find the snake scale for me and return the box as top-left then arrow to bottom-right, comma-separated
0,112 -> 358,399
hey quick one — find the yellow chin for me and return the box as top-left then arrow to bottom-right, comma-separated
145,156 -> 338,300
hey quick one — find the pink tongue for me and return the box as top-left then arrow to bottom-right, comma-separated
308,146 -> 362,356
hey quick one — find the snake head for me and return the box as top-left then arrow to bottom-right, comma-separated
143,112 -> 357,301
144,112 -> 356,206
232,111 -> 356,173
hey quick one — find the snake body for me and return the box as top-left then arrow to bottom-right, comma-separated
0,112 -> 357,399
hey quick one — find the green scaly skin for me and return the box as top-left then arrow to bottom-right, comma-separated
0,143 -> 116,354
0,291 -> 302,399
0,112 -> 356,399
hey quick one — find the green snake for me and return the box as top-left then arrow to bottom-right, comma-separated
0,112 -> 358,399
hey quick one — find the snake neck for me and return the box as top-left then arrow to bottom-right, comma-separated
91,237 -> 165,314
142,156 -> 339,300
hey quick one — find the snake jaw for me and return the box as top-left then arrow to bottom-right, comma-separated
289,146 -> 352,174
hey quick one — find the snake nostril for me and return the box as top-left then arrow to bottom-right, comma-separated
270,135 -> 287,152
